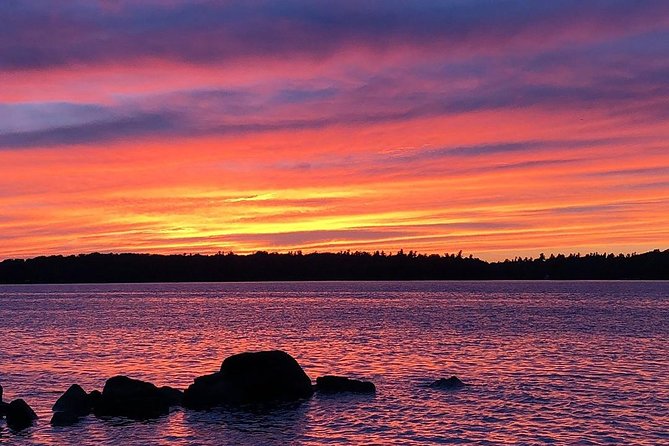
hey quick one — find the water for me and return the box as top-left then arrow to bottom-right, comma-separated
0,281 -> 668,445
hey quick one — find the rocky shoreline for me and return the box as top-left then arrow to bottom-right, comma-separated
1,350 -> 464,433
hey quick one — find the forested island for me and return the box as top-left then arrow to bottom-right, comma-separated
0,249 -> 667,283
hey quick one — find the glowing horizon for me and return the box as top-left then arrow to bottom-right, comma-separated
2,1 -> 669,261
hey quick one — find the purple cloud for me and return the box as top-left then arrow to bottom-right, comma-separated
2,1 -> 668,150
2,0 -> 669,70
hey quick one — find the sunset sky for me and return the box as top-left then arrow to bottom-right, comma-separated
1,0 -> 669,260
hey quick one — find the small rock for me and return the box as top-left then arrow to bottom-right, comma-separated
0,384 -> 5,418
6,399 -> 38,430
429,376 -> 466,389
158,386 -> 183,407
315,375 -> 376,394
50,410 -> 81,427
53,384 -> 91,416
182,372 -> 225,409
0,401 -> 8,419
88,390 -> 102,410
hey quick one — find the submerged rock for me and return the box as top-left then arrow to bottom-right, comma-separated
315,375 -> 376,394
429,376 -> 466,390
183,350 -> 313,409
6,399 -> 38,430
53,384 -> 91,416
94,376 -> 170,420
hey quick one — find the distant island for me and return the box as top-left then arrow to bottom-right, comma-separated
0,249 -> 667,283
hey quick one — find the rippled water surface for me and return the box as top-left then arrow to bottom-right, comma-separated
1,281 -> 668,445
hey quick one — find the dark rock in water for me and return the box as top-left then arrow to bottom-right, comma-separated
94,376 -> 170,420
429,376 -> 466,390
50,410 -> 81,427
0,384 -> 5,418
6,399 -> 38,430
51,384 -> 93,426
88,390 -> 102,410
183,350 -> 313,409
183,371 -> 225,409
315,375 -> 376,394
158,386 -> 183,407
0,385 -> 5,418
53,384 -> 91,416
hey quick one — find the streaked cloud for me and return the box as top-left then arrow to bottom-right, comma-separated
0,0 -> 668,259
3,1 -> 669,70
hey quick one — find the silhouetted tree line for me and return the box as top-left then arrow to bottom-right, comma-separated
0,249 -> 667,283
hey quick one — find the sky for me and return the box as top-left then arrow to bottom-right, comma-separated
1,0 -> 669,260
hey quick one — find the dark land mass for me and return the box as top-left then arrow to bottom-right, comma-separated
0,249 -> 667,283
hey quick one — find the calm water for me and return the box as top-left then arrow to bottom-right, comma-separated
0,281 -> 668,445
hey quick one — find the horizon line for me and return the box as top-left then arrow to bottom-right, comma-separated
2,247 -> 667,264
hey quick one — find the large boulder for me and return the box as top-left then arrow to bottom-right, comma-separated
429,376 -> 466,390
6,399 -> 38,430
183,350 -> 313,409
52,384 -> 91,416
315,375 -> 376,394
94,376 -> 170,420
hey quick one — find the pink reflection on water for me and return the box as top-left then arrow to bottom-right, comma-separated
0,281 -> 668,444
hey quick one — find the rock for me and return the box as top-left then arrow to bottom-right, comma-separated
50,410 -> 81,427
0,385 -> 6,418
183,350 -> 313,409
0,384 -> 5,418
51,384 -> 93,426
183,372 -> 225,409
53,384 -> 91,416
6,399 -> 38,431
429,376 -> 466,390
94,376 -> 170,420
315,375 -> 376,394
158,386 -> 183,407
88,390 -> 102,410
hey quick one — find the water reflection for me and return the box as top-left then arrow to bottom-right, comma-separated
0,281 -> 668,444
181,401 -> 308,445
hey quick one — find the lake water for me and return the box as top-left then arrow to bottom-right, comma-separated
0,281 -> 668,445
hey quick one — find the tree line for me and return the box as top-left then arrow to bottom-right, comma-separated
0,249 -> 667,283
